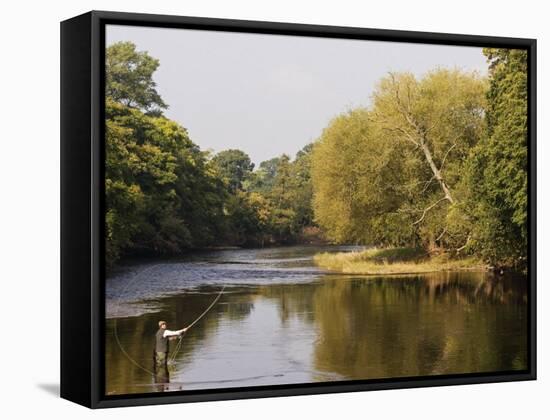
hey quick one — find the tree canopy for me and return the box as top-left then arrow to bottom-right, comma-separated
105,43 -> 318,266
312,70 -> 487,252
106,41 -> 167,114
105,41 -> 528,271
211,149 -> 255,192
463,49 -> 528,267
105,43 -> 225,265
311,61 -> 527,269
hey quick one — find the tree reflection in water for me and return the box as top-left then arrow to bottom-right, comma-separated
312,272 -> 527,380
106,270 -> 527,395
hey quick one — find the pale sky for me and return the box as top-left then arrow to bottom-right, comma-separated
106,25 -> 488,166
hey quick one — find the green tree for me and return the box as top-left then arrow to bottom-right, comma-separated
105,43 -> 226,266
240,149 -> 317,244
106,100 -> 189,258
211,149 -> 255,192
290,144 -> 315,228
311,70 -> 486,251
106,41 -> 167,114
311,109 -> 413,245
266,154 -> 296,241
464,49 -> 528,267
246,156 -> 281,194
370,69 -> 486,250
105,114 -> 146,264
223,191 -> 273,246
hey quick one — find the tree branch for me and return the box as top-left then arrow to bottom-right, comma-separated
456,235 -> 471,252
440,142 -> 458,172
420,175 -> 436,194
413,196 -> 448,226
379,125 -> 419,147
383,73 -> 457,204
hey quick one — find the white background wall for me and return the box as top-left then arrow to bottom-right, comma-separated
0,0 -> 547,417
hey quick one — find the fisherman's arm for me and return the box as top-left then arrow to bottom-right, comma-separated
163,327 -> 188,338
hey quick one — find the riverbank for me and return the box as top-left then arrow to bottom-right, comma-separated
314,247 -> 487,275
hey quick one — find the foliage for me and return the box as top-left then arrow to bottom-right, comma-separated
105,41 -> 528,271
370,70 -> 487,251
105,43 -> 318,266
264,147 -> 317,242
463,49 -> 528,268
245,156 -> 282,194
211,149 -> 254,192
311,70 -> 488,254
105,43 -> 226,266
106,41 -> 167,114
311,108 -> 415,246
105,99 -> 226,265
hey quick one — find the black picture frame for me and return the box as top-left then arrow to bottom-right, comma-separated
60,10 -> 537,409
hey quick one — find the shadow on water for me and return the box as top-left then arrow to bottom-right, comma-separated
105,246 -> 528,395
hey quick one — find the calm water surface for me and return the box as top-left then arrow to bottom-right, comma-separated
105,245 -> 528,395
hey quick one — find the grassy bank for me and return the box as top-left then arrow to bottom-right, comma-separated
314,247 -> 487,275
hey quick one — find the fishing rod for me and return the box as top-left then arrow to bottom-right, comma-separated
186,285 -> 226,330
169,285 -> 226,363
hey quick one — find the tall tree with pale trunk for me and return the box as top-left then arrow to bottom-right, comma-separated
370,69 -> 486,250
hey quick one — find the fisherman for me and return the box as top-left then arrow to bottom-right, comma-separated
154,321 -> 187,368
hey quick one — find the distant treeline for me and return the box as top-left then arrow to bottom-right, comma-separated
105,42 -> 527,270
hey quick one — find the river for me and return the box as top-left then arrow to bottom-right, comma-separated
105,245 -> 528,396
